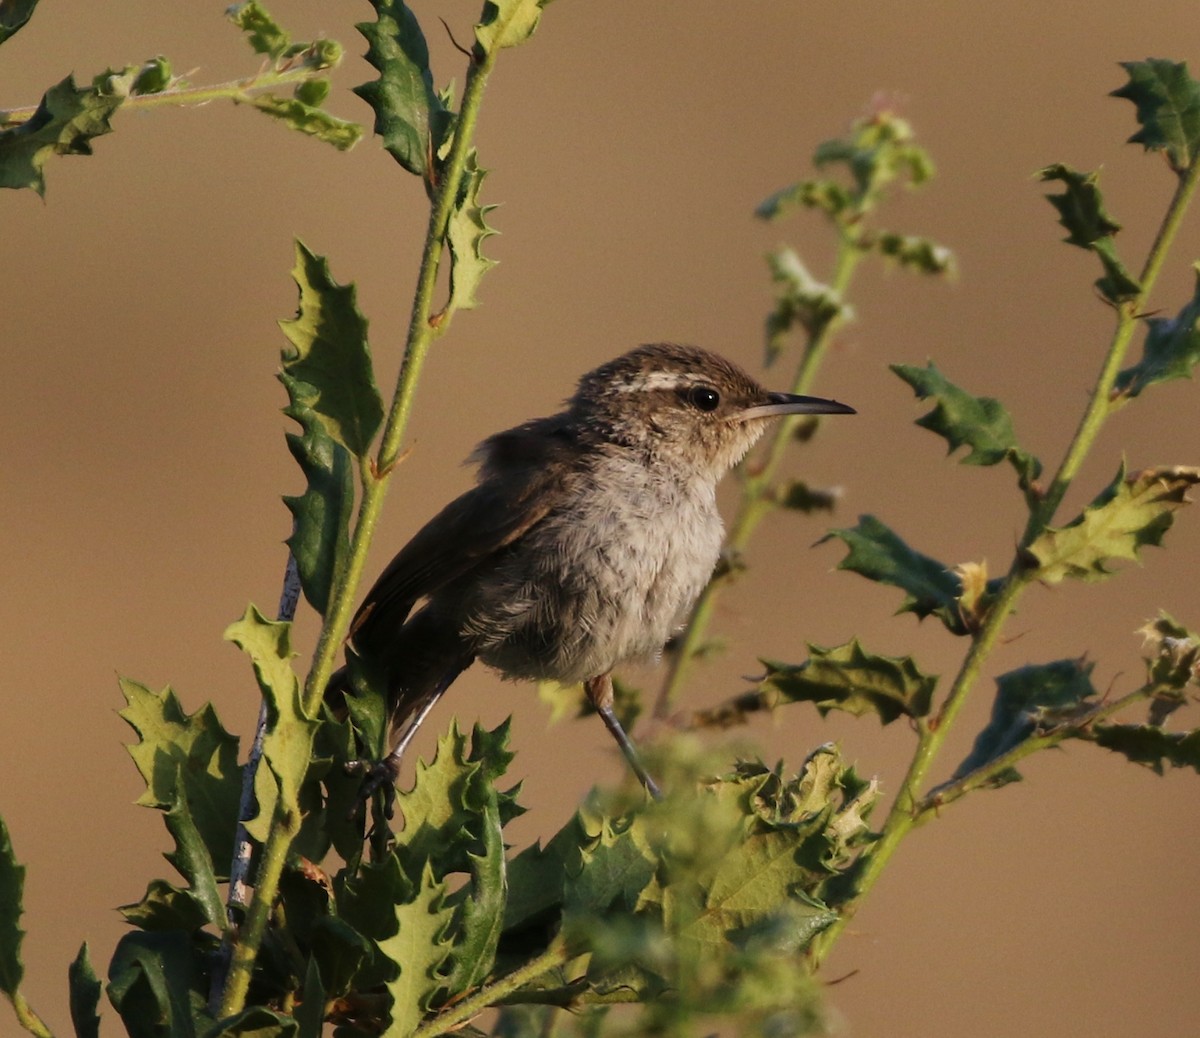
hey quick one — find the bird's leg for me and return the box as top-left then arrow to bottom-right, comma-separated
352,660 -> 469,818
585,673 -> 663,800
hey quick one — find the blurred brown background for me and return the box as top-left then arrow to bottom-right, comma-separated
3,2 -> 1200,1035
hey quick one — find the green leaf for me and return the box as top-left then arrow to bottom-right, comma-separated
69,943 -> 102,1038
227,1 -> 291,59
224,606 -> 317,821
0,0 -> 39,47
473,0 -> 549,54
1137,612 -> 1200,695
445,149 -> 499,311
131,57 -> 173,96
206,1006 -> 299,1037
0,815 -> 25,997
280,241 -> 383,460
755,178 -> 853,222
107,930 -> 211,1038
119,879 -> 211,933
1111,58 -> 1200,173
1087,722 -> 1200,774
758,639 -> 937,725
870,231 -> 955,275
0,75 -> 122,195
821,515 -> 978,635
378,863 -> 455,1036
952,658 -> 1098,781
295,959 -> 325,1038
1038,164 -> 1140,303
892,361 -> 1043,494
247,94 -> 363,150
1114,264 -> 1200,397
118,679 -> 241,875
1026,464 -> 1200,583
355,0 -> 450,182
336,854 -> 414,989
447,786 -> 508,996
281,372 -> 354,617
763,246 -> 847,364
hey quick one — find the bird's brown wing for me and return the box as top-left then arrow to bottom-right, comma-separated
349,416 -> 580,651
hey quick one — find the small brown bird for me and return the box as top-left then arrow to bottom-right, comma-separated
339,343 -> 855,801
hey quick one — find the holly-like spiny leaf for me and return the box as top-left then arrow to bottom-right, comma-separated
0,74 -> 123,194
474,0 -> 549,55
821,515 -> 991,635
1111,58 -> 1200,174
757,639 -> 937,725
1025,464 -> 1200,583
1039,163 -> 1140,303
281,371 -> 355,617
1114,264 -> 1200,398
355,0 -> 450,183
445,149 -> 499,312
952,658 -> 1098,782
107,930 -> 210,1038
118,679 -> 241,874
0,0 -> 40,47
1086,722 -> 1200,774
279,241 -> 383,460
248,94 -> 363,150
893,361 -> 1043,495
0,815 -> 25,997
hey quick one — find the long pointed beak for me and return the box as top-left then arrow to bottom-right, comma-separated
737,391 -> 857,421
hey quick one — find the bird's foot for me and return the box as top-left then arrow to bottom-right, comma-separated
344,755 -> 401,819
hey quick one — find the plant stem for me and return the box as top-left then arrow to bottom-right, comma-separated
10,993 -> 52,1038
810,153 -> 1200,968
411,940 -> 574,1038
218,48 -> 500,1021
653,238 -> 861,718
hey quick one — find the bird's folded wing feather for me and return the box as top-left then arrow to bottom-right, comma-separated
349,416 -> 581,648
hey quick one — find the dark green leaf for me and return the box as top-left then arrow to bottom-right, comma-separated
281,371 -> 354,617
892,361 -> 1043,493
279,241 -> 383,460
0,75 -> 122,195
107,930 -> 211,1038
758,639 -> 937,725
763,246 -> 845,363
205,1005 -> 298,1037
445,149 -> 499,312
118,679 -> 241,876
1039,164 -> 1140,303
0,0 -> 39,47
820,515 -> 975,635
355,0 -> 449,182
447,787 -> 508,997
295,959 -> 325,1038
755,178 -> 852,222
1138,612 -> 1200,695
307,917 -> 369,1001
871,232 -> 955,275
1026,464 -> 1200,583
247,95 -> 363,150
1114,265 -> 1200,397
1087,722 -> 1200,774
119,879 -> 211,932
69,943 -> 102,1038
131,57 -> 172,96
0,815 -> 25,997
161,782 -> 225,930
952,659 -> 1097,780
473,0 -> 549,54
336,854 -> 413,989
228,1 -> 291,59
1111,58 -> 1200,173
774,479 -> 840,514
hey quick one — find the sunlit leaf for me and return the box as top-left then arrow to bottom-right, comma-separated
227,0 -> 291,59
1111,58 -> 1200,173
1026,464 -> 1200,583
279,241 -> 383,460
445,149 -> 499,311
247,94 -> 363,150
1114,265 -> 1200,398
474,0 -> 549,54
0,75 -> 122,194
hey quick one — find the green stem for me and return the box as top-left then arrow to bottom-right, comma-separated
1,62 -> 331,128
411,940 -> 573,1038
10,992 -> 52,1038
653,238 -> 862,718
811,154 -> 1200,968
219,48 -> 500,1021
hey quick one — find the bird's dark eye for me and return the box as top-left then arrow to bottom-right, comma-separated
686,385 -> 721,412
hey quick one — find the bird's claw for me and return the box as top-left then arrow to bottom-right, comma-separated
344,756 -> 400,819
